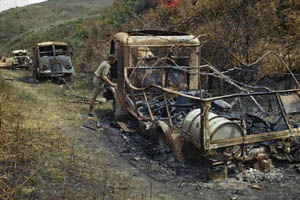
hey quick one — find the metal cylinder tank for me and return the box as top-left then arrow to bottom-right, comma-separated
182,109 -> 243,149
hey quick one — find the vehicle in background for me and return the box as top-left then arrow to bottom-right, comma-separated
12,49 -> 32,69
32,41 -> 74,80
0,56 -> 13,69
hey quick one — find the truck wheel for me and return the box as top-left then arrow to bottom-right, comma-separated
64,74 -> 72,82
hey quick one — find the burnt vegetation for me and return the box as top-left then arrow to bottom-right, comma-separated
1,0 -> 300,199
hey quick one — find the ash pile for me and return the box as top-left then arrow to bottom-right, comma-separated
137,89 -> 297,134
123,83 -> 300,176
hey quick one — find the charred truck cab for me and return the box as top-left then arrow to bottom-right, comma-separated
32,42 -> 74,80
110,30 -> 201,120
110,30 -> 300,178
12,49 -> 32,69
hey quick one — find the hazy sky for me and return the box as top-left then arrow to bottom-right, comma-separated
0,0 -> 47,12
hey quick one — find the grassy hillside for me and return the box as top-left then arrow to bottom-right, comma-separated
0,0 -> 157,72
1,0 -> 300,75
0,0 -> 113,47
2,16 -> 111,71
3,17 -> 93,51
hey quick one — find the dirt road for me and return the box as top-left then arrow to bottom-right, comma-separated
71,117 -> 300,200
1,69 -> 300,200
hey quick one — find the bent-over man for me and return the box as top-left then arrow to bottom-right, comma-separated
89,55 -> 117,116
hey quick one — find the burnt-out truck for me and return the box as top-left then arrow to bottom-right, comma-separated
12,49 -> 32,69
32,42 -> 74,80
109,30 -> 300,178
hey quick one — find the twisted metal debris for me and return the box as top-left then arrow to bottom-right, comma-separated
109,30 -> 300,178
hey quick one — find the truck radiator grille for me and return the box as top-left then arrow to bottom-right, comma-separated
18,57 -> 25,63
51,63 -> 62,73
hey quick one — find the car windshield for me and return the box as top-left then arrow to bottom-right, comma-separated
128,46 -> 198,90
39,46 -> 54,57
14,52 -> 27,56
54,45 -> 69,56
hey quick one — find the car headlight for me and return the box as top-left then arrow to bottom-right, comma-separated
65,65 -> 72,70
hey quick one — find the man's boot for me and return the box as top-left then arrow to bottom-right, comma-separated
88,105 -> 95,117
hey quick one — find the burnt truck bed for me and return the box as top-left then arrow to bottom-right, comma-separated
109,30 -> 300,177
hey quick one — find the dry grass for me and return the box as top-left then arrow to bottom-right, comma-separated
0,69 -> 148,199
0,0 -> 113,50
0,77 -> 40,199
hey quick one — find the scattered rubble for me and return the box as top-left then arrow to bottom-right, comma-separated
107,30 -> 300,178
96,119 -> 300,199
236,167 -> 283,183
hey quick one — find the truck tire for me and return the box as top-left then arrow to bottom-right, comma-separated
64,74 -> 72,82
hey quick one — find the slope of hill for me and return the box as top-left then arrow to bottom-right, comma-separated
0,0 -> 156,71
0,0 -> 113,46
1,0 -> 299,74
1,16 -> 109,70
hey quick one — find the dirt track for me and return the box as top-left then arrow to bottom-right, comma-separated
2,70 -> 300,200
66,113 -> 300,200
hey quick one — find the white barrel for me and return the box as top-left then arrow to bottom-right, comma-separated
182,109 -> 243,148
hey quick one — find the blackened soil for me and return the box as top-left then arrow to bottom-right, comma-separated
74,116 -> 300,200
